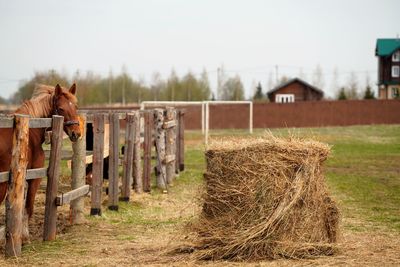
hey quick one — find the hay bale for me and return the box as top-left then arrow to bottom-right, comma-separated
190,135 -> 339,261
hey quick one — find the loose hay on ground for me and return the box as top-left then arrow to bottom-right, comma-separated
188,134 -> 340,261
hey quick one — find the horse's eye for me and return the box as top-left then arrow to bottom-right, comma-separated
58,108 -> 64,113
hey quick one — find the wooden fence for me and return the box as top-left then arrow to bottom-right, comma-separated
0,108 -> 185,257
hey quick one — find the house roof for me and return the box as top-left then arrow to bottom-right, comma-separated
376,38 -> 400,56
267,77 -> 324,97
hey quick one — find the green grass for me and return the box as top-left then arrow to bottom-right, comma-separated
57,124 -> 400,233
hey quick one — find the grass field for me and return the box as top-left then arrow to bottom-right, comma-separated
1,124 -> 399,266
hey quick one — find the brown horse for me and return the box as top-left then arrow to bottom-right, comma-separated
0,84 -> 81,241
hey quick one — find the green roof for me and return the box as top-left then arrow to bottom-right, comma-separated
376,38 -> 400,56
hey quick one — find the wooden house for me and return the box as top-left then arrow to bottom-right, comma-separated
266,78 -> 324,103
376,38 -> 400,99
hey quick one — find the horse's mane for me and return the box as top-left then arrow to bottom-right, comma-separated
15,84 -> 77,118
31,84 -> 55,99
32,84 -> 77,104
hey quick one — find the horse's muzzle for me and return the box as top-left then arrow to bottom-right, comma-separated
69,131 -> 81,142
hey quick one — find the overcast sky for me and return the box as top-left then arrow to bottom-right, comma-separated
0,0 -> 398,99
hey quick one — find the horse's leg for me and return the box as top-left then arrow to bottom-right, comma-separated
23,148 -> 45,243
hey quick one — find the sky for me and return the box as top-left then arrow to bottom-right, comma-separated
0,0 -> 399,100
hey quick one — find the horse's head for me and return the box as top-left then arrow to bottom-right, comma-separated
53,84 -> 81,142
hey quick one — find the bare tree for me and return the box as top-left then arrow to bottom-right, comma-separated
331,67 -> 340,99
217,64 -> 227,100
298,68 -> 307,81
346,71 -> 359,99
221,74 -> 245,100
151,72 -> 163,101
312,64 -> 324,89
267,71 -> 274,92
200,68 -> 211,100
121,65 -> 128,105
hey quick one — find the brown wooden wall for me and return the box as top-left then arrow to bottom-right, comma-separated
378,53 -> 400,84
182,100 -> 400,130
268,81 -> 323,102
5,100 -> 396,130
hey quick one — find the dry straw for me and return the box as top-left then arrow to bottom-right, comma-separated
188,133 -> 339,261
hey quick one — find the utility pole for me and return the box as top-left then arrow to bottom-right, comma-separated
108,69 -> 112,105
121,65 -> 128,105
217,67 -> 221,100
275,65 -> 279,84
122,74 -> 126,106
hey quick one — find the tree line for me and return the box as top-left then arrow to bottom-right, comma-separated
8,69 -> 247,106
5,65 -> 381,106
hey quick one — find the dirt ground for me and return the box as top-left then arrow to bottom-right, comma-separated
0,183 -> 399,267
1,126 -> 399,266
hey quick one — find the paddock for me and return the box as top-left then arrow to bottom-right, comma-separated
0,107 -> 185,257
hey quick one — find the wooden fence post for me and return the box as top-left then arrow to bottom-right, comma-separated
133,111 -> 142,193
178,110 -> 185,171
70,113 -> 86,224
165,107 -> 176,184
43,115 -> 63,241
175,110 -> 180,174
90,113 -> 105,216
5,114 -> 29,257
142,111 -> 153,192
108,113 -> 119,210
154,109 -> 167,191
121,113 -> 134,201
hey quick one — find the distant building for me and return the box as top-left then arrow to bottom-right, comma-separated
376,38 -> 400,99
266,78 -> 324,103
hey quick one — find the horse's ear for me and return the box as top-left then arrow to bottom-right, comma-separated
69,83 -> 76,95
55,84 -> 62,96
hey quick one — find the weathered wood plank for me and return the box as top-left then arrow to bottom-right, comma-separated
91,114 -> 105,216
56,185 -> 90,206
165,108 -> 177,185
0,117 -> 54,129
43,115 -> 64,241
86,114 -> 110,124
5,114 -> 29,257
121,113 -> 134,201
26,168 -> 47,180
29,118 -> 52,128
162,120 -> 176,129
0,168 -> 47,183
133,111 -> 142,193
108,113 -> 119,210
142,111 -> 152,192
164,154 -> 176,164
0,117 -> 14,128
175,110 -> 180,174
154,109 -> 167,190
0,171 -> 8,183
178,110 -> 185,171
71,113 -> 86,223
